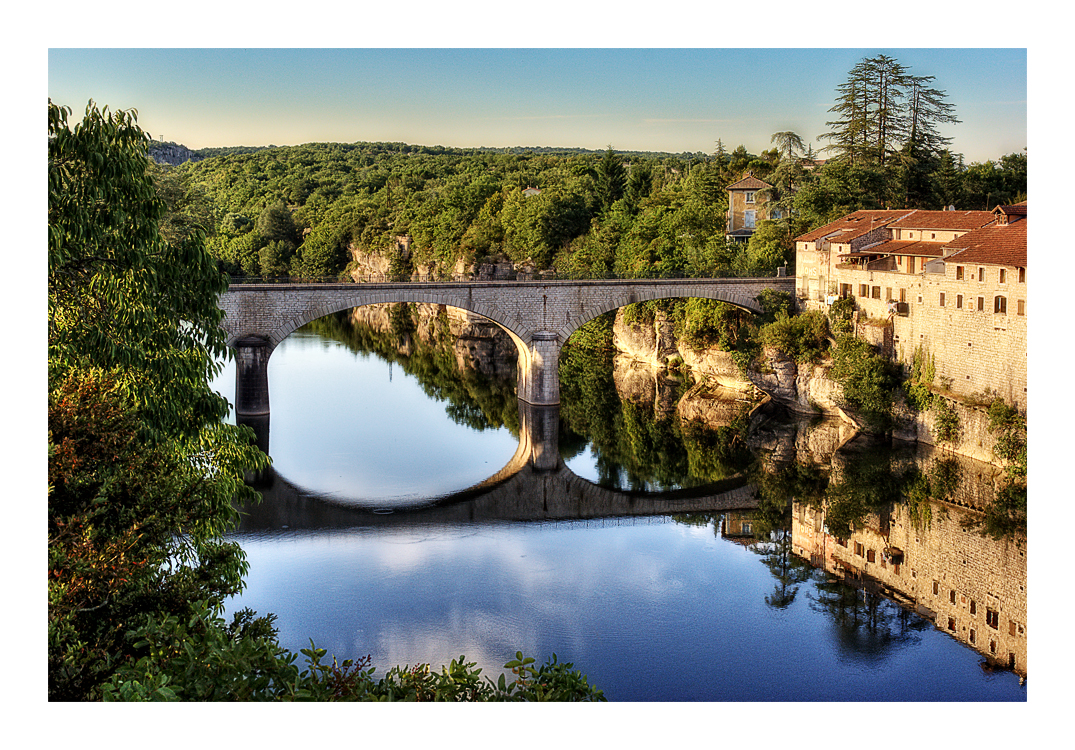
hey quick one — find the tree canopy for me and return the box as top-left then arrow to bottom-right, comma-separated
48,100 -> 268,699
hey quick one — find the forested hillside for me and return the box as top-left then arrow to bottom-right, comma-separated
164,136 -> 1025,283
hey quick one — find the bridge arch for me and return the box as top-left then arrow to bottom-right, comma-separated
548,285 -> 764,347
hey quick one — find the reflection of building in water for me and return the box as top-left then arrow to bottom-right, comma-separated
721,511 -> 755,543
790,475 -> 1027,677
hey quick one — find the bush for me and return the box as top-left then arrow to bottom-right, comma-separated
931,397 -> 961,443
828,335 -> 899,428
103,605 -> 606,702
758,311 -> 829,364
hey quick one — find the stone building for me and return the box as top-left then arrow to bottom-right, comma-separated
794,203 -> 1027,410
726,173 -> 775,241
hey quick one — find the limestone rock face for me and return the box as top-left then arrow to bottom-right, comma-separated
443,306 -> 517,379
348,303 -> 517,379
148,142 -> 202,166
678,345 -> 753,391
348,245 -> 393,281
612,355 -> 683,420
745,348 -> 847,417
747,347 -> 801,407
612,308 -> 677,368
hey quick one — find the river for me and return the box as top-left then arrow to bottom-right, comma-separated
212,305 -> 1027,701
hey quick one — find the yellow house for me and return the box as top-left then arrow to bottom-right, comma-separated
726,173 -> 774,241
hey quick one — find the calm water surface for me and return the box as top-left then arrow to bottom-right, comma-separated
213,321 -> 1026,701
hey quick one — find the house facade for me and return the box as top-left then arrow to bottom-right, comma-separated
726,173 -> 774,241
794,203 -> 1027,410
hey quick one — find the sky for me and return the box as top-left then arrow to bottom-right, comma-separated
47,47 -> 1027,164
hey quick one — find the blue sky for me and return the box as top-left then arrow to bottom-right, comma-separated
48,47 -> 1026,163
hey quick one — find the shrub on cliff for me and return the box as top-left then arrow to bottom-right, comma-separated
757,310 -> 829,364
828,335 -> 899,429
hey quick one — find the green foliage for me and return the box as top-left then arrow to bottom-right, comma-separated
828,295 -> 855,335
828,335 -> 899,429
48,100 -> 271,700
737,220 -> 792,277
595,146 -> 627,213
102,607 -> 605,702
931,397 -> 961,444
758,310 -> 830,364
965,398 -> 1027,540
904,345 -> 936,411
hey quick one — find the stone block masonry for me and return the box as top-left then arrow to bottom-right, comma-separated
220,277 -> 794,408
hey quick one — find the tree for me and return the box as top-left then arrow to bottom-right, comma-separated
905,74 -> 960,154
595,145 -> 627,213
771,131 -> 806,162
256,199 -> 299,247
48,100 -> 268,699
820,55 -> 958,174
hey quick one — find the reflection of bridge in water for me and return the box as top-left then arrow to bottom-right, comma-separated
236,401 -> 760,531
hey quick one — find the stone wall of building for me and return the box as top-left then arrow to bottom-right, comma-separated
796,251 -> 1026,411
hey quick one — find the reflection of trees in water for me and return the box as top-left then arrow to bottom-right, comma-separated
809,574 -> 928,661
753,531 -> 815,610
558,314 -> 755,491
305,307 -> 520,436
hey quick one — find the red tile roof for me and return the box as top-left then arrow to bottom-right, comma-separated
842,238 -> 945,258
943,219 -> 1027,268
890,210 -> 995,231
727,175 -> 772,191
794,210 -> 912,244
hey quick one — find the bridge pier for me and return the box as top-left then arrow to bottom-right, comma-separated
234,336 -> 272,416
515,331 -> 562,406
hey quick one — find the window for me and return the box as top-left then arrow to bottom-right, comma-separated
885,286 -> 892,301
931,233 -> 937,240
855,542 -> 864,557
970,600 -> 977,616
995,296 -> 1007,314
939,292 -> 946,307
986,608 -> 1000,630
956,294 -> 963,309
900,288 -> 907,303
840,283 -> 852,298
977,296 -> 985,311
970,629 -> 976,644
745,191 -> 755,204
859,284 -> 868,297
867,549 -> 876,563
956,265 -> 965,280
932,581 -> 940,596
978,267 -> 985,281
744,210 -> 756,229
949,589 -> 957,604
871,286 -> 881,299
948,617 -> 956,631
1009,621 -> 1017,637
1018,267 -> 1025,283
1017,299 -> 1025,316
999,268 -> 1007,283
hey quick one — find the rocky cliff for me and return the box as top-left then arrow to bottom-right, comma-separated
148,142 -> 203,166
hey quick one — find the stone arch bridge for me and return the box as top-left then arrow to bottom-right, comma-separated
220,276 -> 794,411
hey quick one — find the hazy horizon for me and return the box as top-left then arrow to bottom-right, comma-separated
48,48 -> 1027,165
